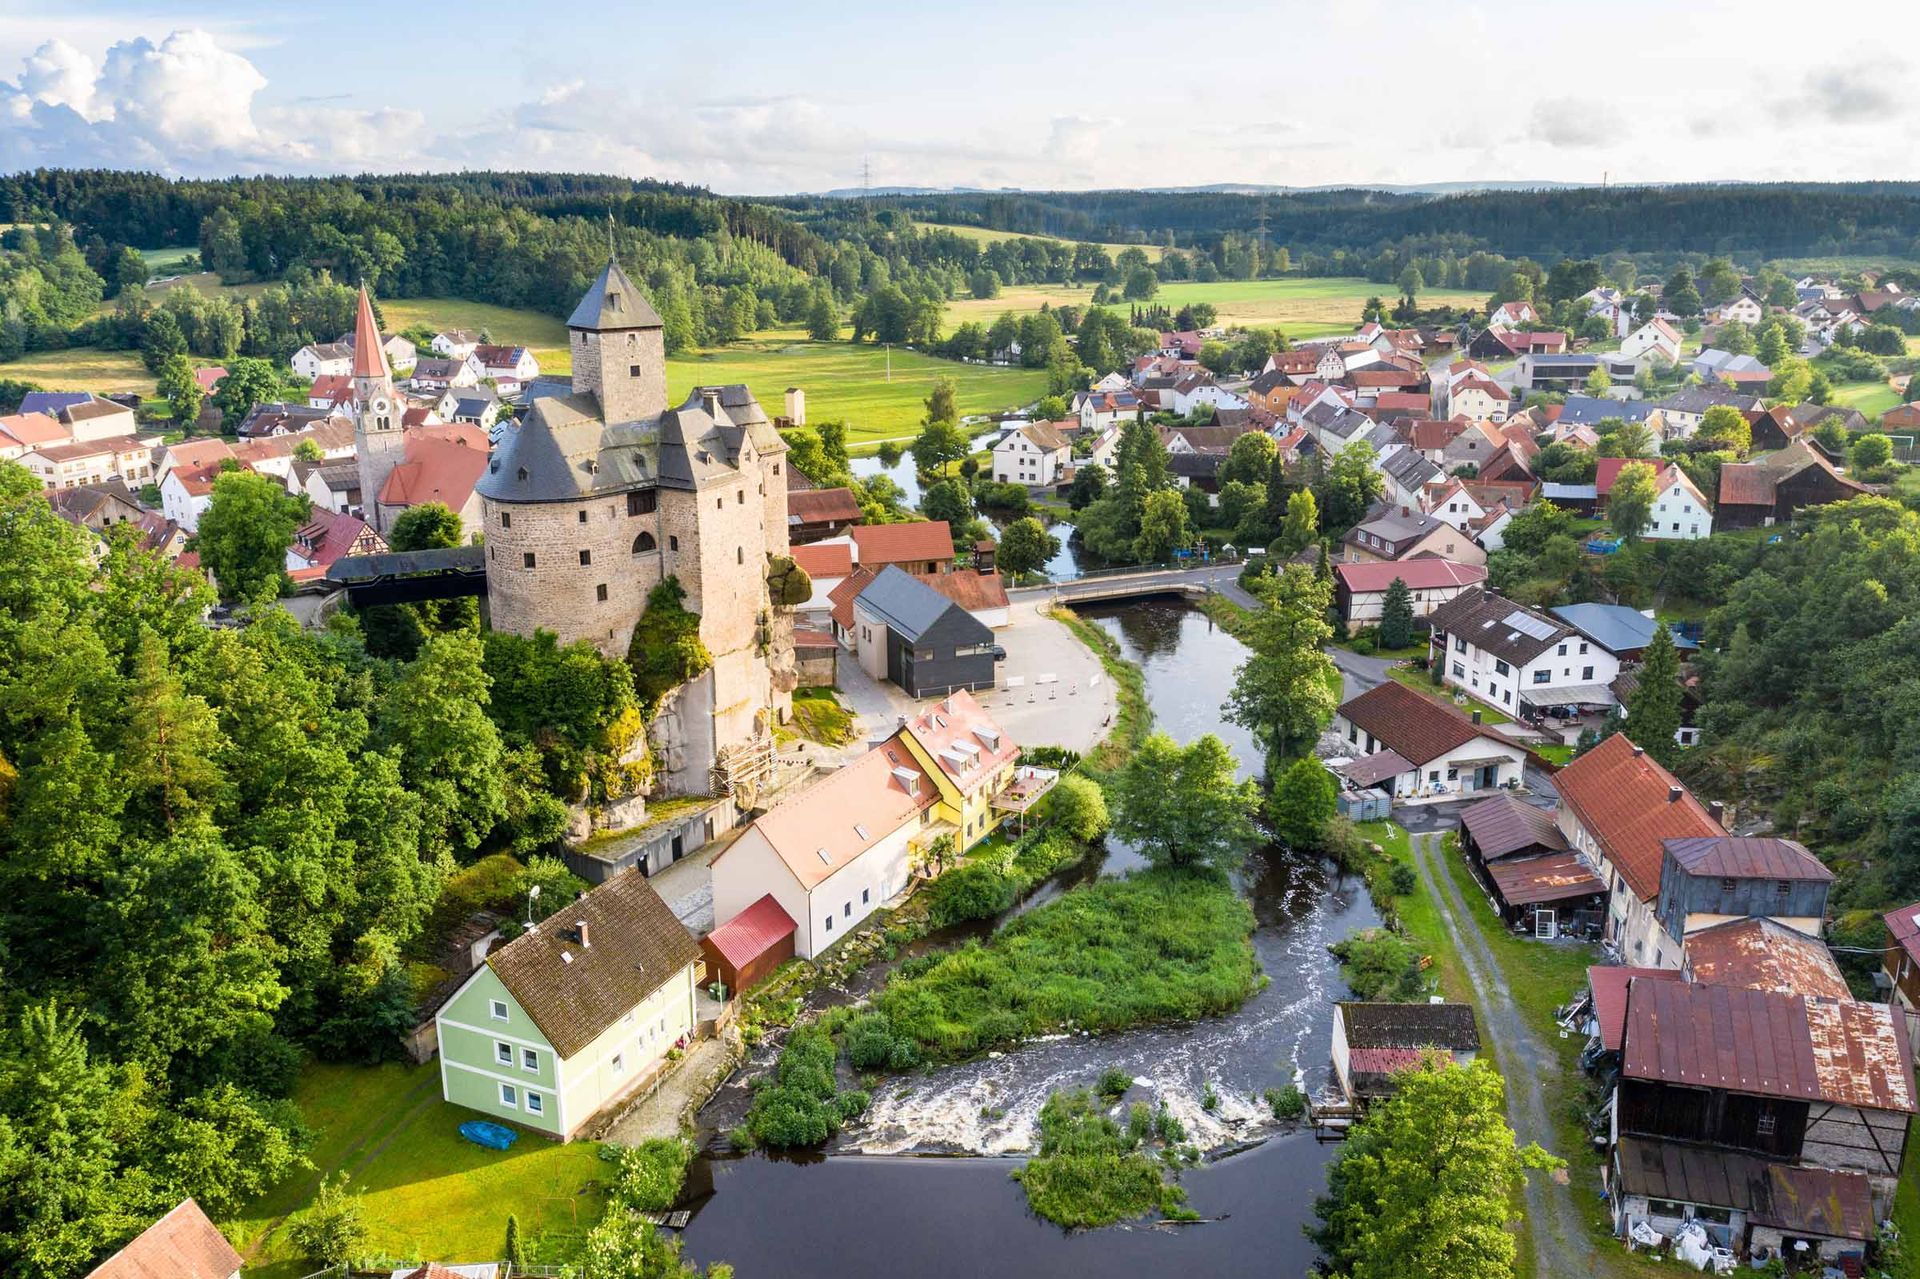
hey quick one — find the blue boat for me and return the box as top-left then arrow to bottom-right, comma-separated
460,1120 -> 517,1151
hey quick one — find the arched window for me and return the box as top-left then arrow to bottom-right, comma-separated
632,531 -> 656,554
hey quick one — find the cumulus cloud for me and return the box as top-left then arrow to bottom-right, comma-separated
1527,97 -> 1616,148
1794,68 -> 1900,123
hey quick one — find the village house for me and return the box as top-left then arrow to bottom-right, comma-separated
845,566 -> 996,698
18,436 -> 155,490
1329,681 -> 1531,801
1881,903 -> 1920,1053
1332,557 -> 1486,628
1374,445 -> 1440,507
1549,602 -> 1699,664
286,506 -> 386,579
472,343 -> 541,389
236,401 -> 344,439
1330,1001 -> 1480,1109
1551,734 -> 1723,967
1439,419 -> 1510,475
1714,439 -> 1872,531
1652,836 -> 1832,949
1618,317 -> 1684,365
291,456 -> 364,514
1425,587 -> 1622,716
374,423 -> 493,538
1425,478 -> 1486,532
411,355 -> 482,391
786,485 -> 862,544
306,374 -> 358,414
0,409 -> 67,458
434,871 -> 701,1140
1707,293 -> 1766,328
789,541 -> 853,614
341,329 -> 416,373
1487,299 -> 1540,330
291,340 -> 354,381
431,329 -> 481,359
1594,458 -> 1710,541
1457,793 -> 1602,939
1443,372 -> 1510,423
1649,387 -> 1763,438
48,481 -> 147,536
1691,349 -> 1772,391
1074,387 -> 1141,433
993,420 -> 1072,487
1341,504 -> 1487,567
85,1199 -> 243,1279
849,520 -> 955,575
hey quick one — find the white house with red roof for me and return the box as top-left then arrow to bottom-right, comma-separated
285,506 -> 386,579
1595,459 -> 1710,541
1332,557 -> 1486,626
1425,478 -> 1488,532
472,343 -> 541,389
1487,300 -> 1540,330
1618,317 -> 1684,366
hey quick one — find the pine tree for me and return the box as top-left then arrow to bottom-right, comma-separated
1626,626 -> 1684,767
1378,578 -> 1415,650
505,1213 -> 527,1272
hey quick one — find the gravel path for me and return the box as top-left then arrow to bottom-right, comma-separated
1409,829 -> 1584,1279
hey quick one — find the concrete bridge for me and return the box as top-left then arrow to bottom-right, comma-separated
1009,562 -> 1251,607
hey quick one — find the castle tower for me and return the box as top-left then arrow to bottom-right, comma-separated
351,286 -> 404,531
569,258 -> 666,423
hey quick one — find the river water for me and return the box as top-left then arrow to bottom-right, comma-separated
678,601 -> 1373,1277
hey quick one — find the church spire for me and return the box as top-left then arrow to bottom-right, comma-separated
352,284 -> 389,379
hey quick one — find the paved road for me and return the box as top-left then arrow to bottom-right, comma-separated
1409,830 -> 1583,1279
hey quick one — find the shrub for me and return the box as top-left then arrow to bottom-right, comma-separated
1329,927 -> 1427,1001
607,1138 -> 693,1212
1350,635 -> 1376,656
1265,1085 -> 1306,1119
1385,862 -> 1418,897
742,1023 -> 854,1149
926,862 -> 1019,926
1011,1089 -> 1192,1228
1046,775 -> 1111,842
288,1174 -> 367,1266
843,1012 -> 921,1071
1098,1067 -> 1133,1099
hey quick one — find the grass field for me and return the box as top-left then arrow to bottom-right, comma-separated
947,276 -> 1484,338
1832,378 -> 1902,419
225,1061 -> 610,1278
379,297 -> 574,374
2,346 -> 156,396
667,334 -> 1047,442
922,222 -> 1167,262
139,245 -> 202,275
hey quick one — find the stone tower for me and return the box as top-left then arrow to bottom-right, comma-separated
351,285 -> 404,531
568,258 -> 666,425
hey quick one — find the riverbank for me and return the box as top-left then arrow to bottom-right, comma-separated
1046,606 -> 1150,775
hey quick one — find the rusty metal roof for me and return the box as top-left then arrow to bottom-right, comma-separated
1681,917 -> 1849,1002
1621,979 -> 1916,1113
1459,793 -> 1568,861
1886,901 -> 1920,971
1588,967 -> 1682,1052
1485,851 -> 1603,908
1614,1137 -> 1871,1241
1664,836 -> 1832,883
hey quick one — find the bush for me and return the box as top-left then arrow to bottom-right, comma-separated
1046,775 -> 1111,842
607,1138 -> 693,1212
1098,1067 -> 1133,1099
742,1023 -> 854,1149
1265,1085 -> 1306,1119
1329,927 -> 1427,1001
1010,1089 -> 1193,1227
1350,635 -> 1376,656
288,1174 -> 367,1266
843,1012 -> 921,1071
926,861 -> 1019,926
1385,862 -> 1418,897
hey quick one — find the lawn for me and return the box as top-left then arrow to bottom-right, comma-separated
225,1061 -> 610,1278
779,686 -> 856,747
922,222 -> 1167,262
2,345 -> 156,396
378,297 -> 573,374
945,276 -> 1485,339
1832,379 -> 1902,419
1384,663 -> 1514,726
138,245 -> 202,275
666,335 -> 1047,443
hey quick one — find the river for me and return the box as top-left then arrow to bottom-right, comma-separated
678,600 -> 1374,1277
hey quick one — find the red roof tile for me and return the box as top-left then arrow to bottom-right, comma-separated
351,286 -> 387,379
1553,733 -> 1720,902
379,435 -> 489,510
851,521 -> 954,567
1337,680 -> 1522,767
86,1199 -> 242,1279
920,569 -> 1008,613
1333,558 -> 1485,594
791,542 -> 853,579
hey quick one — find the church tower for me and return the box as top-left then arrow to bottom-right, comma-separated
351,285 -> 404,531
568,258 -> 666,423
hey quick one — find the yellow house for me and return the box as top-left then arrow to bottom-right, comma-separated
893,690 -> 1043,851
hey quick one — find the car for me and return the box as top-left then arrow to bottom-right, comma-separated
992,645 -> 1008,662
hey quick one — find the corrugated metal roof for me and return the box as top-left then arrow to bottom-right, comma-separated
1485,851 -> 1603,907
1614,1137 -> 1872,1241
706,894 -> 798,969
1664,836 -> 1832,882
1682,917 -> 1849,1001
1587,966 -> 1682,1051
1337,1001 -> 1480,1052
1621,979 -> 1916,1113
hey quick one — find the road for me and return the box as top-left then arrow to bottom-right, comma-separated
1409,829 -> 1585,1279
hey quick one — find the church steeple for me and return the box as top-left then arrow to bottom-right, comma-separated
352,284 -> 403,532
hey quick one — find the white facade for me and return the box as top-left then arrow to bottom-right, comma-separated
291,344 -> 352,381
1166,383 -> 1248,416
1558,809 -> 1676,967
709,817 -> 921,960
432,331 -> 480,360
159,470 -> 214,532
1332,713 -> 1529,799
1438,629 -> 1623,715
1428,484 -> 1487,532
993,428 -> 1070,486
1638,474 -> 1711,541
1618,321 -> 1682,365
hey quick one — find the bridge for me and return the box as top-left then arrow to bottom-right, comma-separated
1009,562 -> 1250,607
326,545 -> 488,608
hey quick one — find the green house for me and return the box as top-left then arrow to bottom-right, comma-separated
435,871 -> 700,1140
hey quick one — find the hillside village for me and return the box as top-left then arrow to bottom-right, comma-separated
10,167 -> 1920,1279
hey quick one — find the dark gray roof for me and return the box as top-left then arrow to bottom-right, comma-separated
1348,503 -> 1442,545
1338,1001 -> 1481,1052
568,257 -> 663,330
487,871 -> 699,1061
1380,447 -> 1439,490
1551,602 -> 1698,655
1427,586 -> 1576,665
853,565 -> 976,643
1557,395 -> 1655,427
1653,387 -> 1762,415
1663,836 -> 1832,882
326,544 -> 486,582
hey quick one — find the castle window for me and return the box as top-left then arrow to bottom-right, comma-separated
579,549 -> 592,566
517,467 -> 528,482
523,553 -> 536,568
669,536 -> 679,551
737,547 -> 744,565
578,510 -> 588,524
717,499 -> 723,510
596,583 -> 608,602
737,491 -> 745,505
627,491 -> 656,516
632,531 -> 656,554
774,464 -> 781,475
501,512 -> 511,528
630,365 -> 641,378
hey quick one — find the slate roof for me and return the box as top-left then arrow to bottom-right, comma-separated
1664,835 -> 1831,882
1621,979 -> 1915,1113
1552,733 -> 1720,902
1555,395 -> 1656,427
854,565 -> 972,642
1338,1001 -> 1480,1052
1426,586 -> 1575,665
1614,1137 -> 1872,1242
1379,447 -> 1439,491
1459,793 -> 1569,860
18,390 -> 93,417
568,257 -> 663,330
485,871 -> 699,1061
1550,602 -> 1698,655
1336,680 -> 1522,767
1652,387 -> 1762,416
85,1199 -> 243,1279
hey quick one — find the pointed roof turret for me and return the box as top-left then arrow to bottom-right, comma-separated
352,285 -> 389,379
568,257 -> 662,331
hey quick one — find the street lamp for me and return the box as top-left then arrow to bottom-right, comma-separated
525,882 -> 541,931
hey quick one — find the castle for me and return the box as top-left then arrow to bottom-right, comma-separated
468,258 -> 795,789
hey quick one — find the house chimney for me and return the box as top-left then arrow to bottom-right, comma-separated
700,386 -> 721,414
1631,745 -> 1645,758
1470,709 -> 1482,724
1667,785 -> 1683,803
1709,800 -> 1727,827
1400,505 -> 1410,517
576,920 -> 591,948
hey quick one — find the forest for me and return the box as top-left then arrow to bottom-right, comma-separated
0,463 -> 649,1275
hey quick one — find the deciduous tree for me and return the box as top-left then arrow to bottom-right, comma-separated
1607,460 -> 1657,543
1225,564 -> 1338,759
193,470 -> 304,602
997,517 -> 1059,580
1110,733 -> 1260,873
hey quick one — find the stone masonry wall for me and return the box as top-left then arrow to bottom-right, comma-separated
482,492 -> 667,653
572,326 -> 667,425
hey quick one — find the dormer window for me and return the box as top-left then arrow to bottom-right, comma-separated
517,467 -> 528,482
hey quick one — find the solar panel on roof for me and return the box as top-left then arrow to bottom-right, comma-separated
1503,611 -> 1558,641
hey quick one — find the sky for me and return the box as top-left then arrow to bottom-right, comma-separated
0,0 -> 1914,195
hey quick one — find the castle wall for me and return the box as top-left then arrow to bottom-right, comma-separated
482,492 -> 667,653
571,326 -> 666,425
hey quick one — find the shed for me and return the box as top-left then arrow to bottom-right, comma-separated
702,894 -> 798,996
1331,1001 -> 1480,1105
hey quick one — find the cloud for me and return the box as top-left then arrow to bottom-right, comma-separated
1794,68 -> 1899,123
1526,97 -> 1616,148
